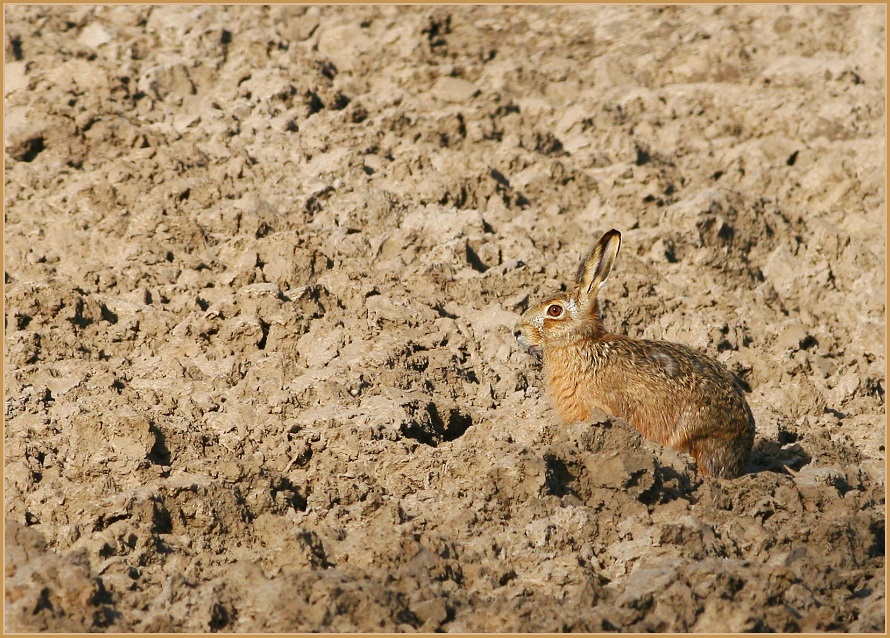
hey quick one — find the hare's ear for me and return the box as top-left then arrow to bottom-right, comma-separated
576,229 -> 621,297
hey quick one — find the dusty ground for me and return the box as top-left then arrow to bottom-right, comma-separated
4,5 -> 886,632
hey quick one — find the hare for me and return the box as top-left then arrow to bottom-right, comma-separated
514,229 -> 755,479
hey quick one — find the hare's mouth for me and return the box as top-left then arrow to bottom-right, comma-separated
517,338 -> 542,358
514,330 -> 542,357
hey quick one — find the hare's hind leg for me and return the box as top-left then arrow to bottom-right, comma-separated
689,433 -> 750,479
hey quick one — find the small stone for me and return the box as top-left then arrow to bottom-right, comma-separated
776,322 -> 808,351
793,464 -> 845,493
432,77 -> 479,103
78,23 -> 113,49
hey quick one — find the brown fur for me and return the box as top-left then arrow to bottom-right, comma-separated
514,230 -> 755,479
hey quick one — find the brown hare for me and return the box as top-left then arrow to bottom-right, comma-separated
514,229 -> 755,479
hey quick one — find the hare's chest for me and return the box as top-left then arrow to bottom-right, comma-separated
543,348 -> 615,422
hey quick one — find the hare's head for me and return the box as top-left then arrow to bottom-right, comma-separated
514,229 -> 621,354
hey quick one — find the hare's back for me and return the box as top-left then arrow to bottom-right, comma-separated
602,337 -> 740,393
596,336 -> 752,429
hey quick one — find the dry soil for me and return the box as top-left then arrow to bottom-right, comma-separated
4,5 -> 886,632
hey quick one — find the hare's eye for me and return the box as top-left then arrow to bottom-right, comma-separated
546,304 -> 563,318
